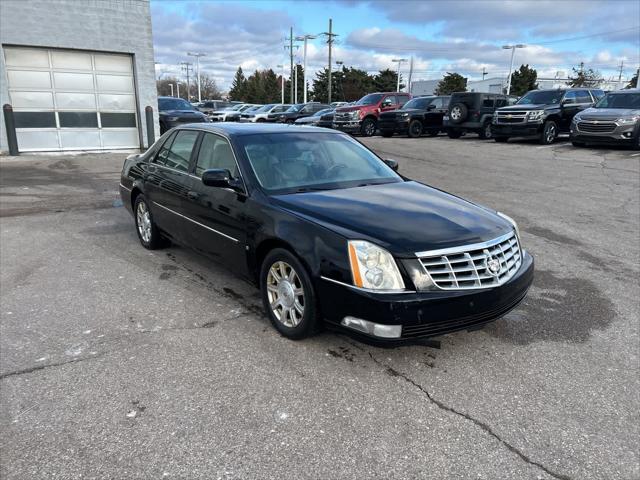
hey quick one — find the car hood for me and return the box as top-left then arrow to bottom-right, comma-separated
295,116 -> 319,123
271,181 -> 511,256
160,109 -> 205,117
498,103 -> 555,111
335,106 -> 368,113
578,107 -> 640,119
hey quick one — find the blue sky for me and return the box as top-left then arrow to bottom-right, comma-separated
151,0 -> 640,90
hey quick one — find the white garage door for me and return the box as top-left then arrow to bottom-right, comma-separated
3,46 -> 140,151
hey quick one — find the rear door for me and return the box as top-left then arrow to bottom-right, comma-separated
181,132 -> 248,272
144,129 -> 200,243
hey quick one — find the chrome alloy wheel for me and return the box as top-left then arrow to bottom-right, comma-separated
545,124 -> 556,143
266,261 -> 305,327
136,201 -> 152,243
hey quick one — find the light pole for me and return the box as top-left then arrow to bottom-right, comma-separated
295,34 -> 317,103
294,61 -> 299,103
391,58 -> 407,92
176,82 -> 181,99
169,83 -> 174,97
335,60 -> 343,102
187,52 -> 206,102
502,44 -> 525,95
277,64 -> 285,104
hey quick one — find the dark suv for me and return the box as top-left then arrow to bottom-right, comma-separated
277,103 -> 330,123
492,88 -> 604,144
444,92 -> 518,139
379,95 -> 450,137
158,96 -> 209,134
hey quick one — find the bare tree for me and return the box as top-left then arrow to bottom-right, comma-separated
199,73 -> 222,100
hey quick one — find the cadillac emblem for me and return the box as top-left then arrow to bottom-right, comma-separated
487,256 -> 501,276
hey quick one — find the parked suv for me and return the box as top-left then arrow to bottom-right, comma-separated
444,92 -> 517,139
570,89 -> 640,149
239,104 -> 292,122
378,95 -> 450,137
492,88 -> 604,144
197,100 -> 233,114
333,92 -> 411,136
158,96 -> 209,134
277,103 -> 330,123
208,104 -> 255,122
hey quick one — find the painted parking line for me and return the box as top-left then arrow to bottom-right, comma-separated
630,152 -> 640,157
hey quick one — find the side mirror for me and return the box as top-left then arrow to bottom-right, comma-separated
427,104 -> 436,110
383,158 -> 399,171
202,168 -> 232,188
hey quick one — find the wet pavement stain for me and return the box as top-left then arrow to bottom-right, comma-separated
526,226 -> 584,246
486,269 -> 616,344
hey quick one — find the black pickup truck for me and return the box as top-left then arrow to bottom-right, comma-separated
378,96 -> 450,137
492,88 -> 605,144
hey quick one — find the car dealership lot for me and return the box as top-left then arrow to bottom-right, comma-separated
1,137 -> 638,479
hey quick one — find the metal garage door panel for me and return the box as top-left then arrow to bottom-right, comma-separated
102,130 -> 138,147
7,70 -> 51,89
56,92 -> 96,109
51,51 -> 92,70
94,54 -> 132,73
4,48 -> 49,68
53,72 -> 94,90
96,75 -> 133,92
60,131 -> 102,149
10,91 -> 54,109
16,131 -> 59,150
98,93 -> 135,110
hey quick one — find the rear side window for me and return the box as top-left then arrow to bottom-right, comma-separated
562,91 -> 579,104
398,95 -> 411,106
195,133 -> 239,177
157,130 -> 199,172
482,96 -> 495,108
575,90 -> 593,103
591,90 -> 605,100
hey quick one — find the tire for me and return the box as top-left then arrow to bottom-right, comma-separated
494,136 -> 508,143
540,120 -> 558,145
260,248 -> 320,340
407,119 -> 424,138
360,118 -> 377,137
447,129 -> 463,139
478,121 -> 493,140
133,194 -> 164,250
449,103 -> 468,124
571,141 -> 586,147
380,129 -> 394,138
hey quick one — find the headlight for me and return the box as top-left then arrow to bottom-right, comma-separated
572,115 -> 581,123
497,211 -> 520,240
350,110 -> 360,119
400,112 -> 409,118
617,116 -> 639,124
166,116 -> 179,122
527,110 -> 545,121
348,240 -> 405,291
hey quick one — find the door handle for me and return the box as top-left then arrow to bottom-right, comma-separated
187,191 -> 200,200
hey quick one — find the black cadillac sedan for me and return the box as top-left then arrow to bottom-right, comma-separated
119,123 -> 533,342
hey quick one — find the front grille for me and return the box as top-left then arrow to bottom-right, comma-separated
495,111 -> 528,124
417,231 -> 521,290
577,121 -> 617,133
334,112 -> 355,121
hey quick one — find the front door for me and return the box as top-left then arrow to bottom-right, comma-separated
182,132 -> 248,272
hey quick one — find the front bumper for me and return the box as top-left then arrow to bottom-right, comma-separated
570,122 -> 638,144
333,120 -> 362,133
318,251 -> 534,342
379,119 -> 409,133
491,123 -> 542,137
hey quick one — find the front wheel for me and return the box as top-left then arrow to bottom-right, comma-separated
360,118 -> 377,137
134,194 -> 164,250
478,121 -> 493,140
540,121 -> 558,145
260,249 -> 320,340
408,119 -> 424,138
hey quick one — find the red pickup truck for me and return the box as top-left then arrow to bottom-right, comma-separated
332,92 -> 412,136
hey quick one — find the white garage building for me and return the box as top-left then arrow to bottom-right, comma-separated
0,0 -> 158,153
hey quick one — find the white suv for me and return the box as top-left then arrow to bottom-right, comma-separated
209,104 -> 255,122
239,104 -> 292,122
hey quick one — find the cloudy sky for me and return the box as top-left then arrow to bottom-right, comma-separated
151,0 -> 640,91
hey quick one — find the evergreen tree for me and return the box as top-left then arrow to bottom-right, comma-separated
373,68 -> 404,92
509,64 -> 538,96
435,73 -> 467,95
262,69 -> 280,103
244,70 -> 264,103
341,67 -> 374,101
626,69 -> 639,89
228,67 -> 247,101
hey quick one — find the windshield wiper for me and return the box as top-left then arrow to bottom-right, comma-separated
293,186 -> 330,193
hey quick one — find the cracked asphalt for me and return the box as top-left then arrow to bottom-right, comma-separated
1,135 -> 638,479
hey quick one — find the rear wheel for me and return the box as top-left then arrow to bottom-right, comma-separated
478,121 -> 493,140
260,249 -> 320,340
361,118 -> 377,137
380,129 -> 394,137
407,120 -> 424,138
447,129 -> 463,139
133,194 -> 164,250
540,120 -> 558,145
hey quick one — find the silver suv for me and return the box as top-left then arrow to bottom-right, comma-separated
570,89 -> 640,149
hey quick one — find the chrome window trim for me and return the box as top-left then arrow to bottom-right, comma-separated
415,230 -> 515,258
152,201 -> 239,243
320,275 -> 416,294
119,183 -> 131,192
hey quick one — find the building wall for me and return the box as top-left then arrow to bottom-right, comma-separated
0,0 -> 158,153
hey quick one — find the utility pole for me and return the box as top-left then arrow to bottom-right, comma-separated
391,58 -> 407,92
617,60 -> 624,90
277,64 -> 285,104
180,62 -> 192,101
294,62 -> 299,103
188,52 -> 206,102
285,28 -> 299,103
322,18 -> 338,104
502,44 -> 525,95
296,34 -> 317,103
636,67 -> 640,89
407,56 -> 414,94
482,67 -> 488,80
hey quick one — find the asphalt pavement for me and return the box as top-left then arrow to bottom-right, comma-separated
1,134 -> 638,480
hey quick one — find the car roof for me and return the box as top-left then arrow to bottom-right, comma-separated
175,123 -> 342,136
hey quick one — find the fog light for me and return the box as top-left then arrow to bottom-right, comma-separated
341,316 -> 402,338
623,132 -> 632,138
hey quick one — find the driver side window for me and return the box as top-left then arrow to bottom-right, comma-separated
563,91 -> 578,104
195,133 -> 239,178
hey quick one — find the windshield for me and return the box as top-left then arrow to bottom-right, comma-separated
286,104 -> 304,113
245,106 -> 262,113
158,98 -> 195,111
356,94 -> 384,105
403,97 -> 434,110
239,132 -> 401,193
254,104 -> 275,113
239,104 -> 255,112
313,108 -> 333,117
594,93 -> 640,109
516,90 -> 564,105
